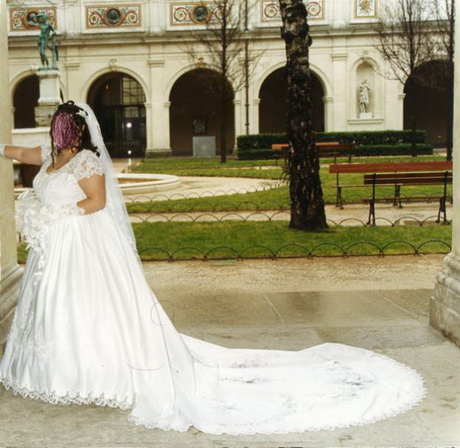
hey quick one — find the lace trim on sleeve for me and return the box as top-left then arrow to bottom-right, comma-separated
41,144 -> 52,163
73,150 -> 104,181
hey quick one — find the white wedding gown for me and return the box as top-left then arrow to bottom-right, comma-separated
0,148 -> 425,434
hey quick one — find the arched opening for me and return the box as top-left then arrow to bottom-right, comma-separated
258,67 -> 325,134
13,75 -> 39,128
404,60 -> 451,147
87,72 -> 147,157
169,68 -> 235,156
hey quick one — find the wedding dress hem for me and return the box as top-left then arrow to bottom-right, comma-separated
0,378 -> 132,410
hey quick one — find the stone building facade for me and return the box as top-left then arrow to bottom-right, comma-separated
6,0 -> 448,157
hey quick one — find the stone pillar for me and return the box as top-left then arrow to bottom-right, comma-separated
145,59 -> 172,158
252,98 -> 260,135
233,99 -> 242,153
0,0 -> 23,354
331,51 -> 348,131
35,69 -> 61,127
323,96 -> 333,132
430,13 -> 460,347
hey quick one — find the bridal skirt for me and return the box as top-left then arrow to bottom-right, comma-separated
0,209 -> 426,434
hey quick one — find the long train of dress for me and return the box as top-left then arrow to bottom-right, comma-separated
0,150 -> 425,434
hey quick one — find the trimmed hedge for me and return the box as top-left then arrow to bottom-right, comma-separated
237,131 -> 431,160
237,144 -> 433,160
314,130 -> 427,145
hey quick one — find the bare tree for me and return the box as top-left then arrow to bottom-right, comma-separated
374,0 -> 434,152
279,0 -> 327,231
184,0 -> 259,163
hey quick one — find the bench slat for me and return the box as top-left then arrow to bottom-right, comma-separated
330,161 -> 452,174
364,172 -> 452,185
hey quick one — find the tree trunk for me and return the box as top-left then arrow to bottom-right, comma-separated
407,76 -> 418,154
279,0 -> 327,231
219,74 -> 227,163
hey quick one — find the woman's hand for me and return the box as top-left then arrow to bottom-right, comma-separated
77,173 -> 106,214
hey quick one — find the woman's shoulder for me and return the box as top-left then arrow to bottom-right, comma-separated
73,149 -> 104,180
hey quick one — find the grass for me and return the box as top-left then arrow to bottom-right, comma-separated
127,162 -> 451,213
131,158 -> 283,180
126,185 -> 290,213
132,221 -> 452,260
17,221 -> 451,263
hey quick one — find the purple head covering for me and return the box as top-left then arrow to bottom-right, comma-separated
51,113 -> 80,150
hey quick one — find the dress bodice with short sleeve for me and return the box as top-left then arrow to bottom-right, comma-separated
33,147 -> 104,207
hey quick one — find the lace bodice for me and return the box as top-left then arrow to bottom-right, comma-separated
34,145 -> 104,207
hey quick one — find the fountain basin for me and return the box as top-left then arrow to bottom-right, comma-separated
14,173 -> 181,198
117,173 -> 181,195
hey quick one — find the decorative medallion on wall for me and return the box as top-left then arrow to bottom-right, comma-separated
86,5 -> 141,28
9,7 -> 57,32
170,3 -> 219,26
261,0 -> 324,23
355,0 -> 377,18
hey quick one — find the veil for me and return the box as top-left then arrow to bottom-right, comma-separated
75,102 -> 139,257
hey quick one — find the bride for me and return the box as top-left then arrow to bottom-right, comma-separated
0,101 -> 425,434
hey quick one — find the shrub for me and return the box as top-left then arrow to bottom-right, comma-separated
236,131 -> 431,160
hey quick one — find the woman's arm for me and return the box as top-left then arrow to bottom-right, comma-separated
0,144 -> 43,165
77,173 -> 106,214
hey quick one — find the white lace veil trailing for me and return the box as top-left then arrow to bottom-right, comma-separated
75,102 -> 138,256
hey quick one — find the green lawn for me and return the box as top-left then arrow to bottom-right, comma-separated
17,222 -> 451,263
132,155 -> 446,178
127,162 -> 451,213
133,221 -> 451,260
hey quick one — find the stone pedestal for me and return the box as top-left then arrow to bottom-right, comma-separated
35,69 -> 61,127
431,254 -> 460,347
0,0 -> 23,355
430,10 -> 460,348
359,112 -> 373,119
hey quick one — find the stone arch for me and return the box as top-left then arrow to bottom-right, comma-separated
258,67 -> 326,134
81,67 -> 150,104
168,68 -> 235,156
403,60 -> 451,146
87,71 -> 147,157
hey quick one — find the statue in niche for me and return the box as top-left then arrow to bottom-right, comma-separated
358,79 -> 371,114
37,14 -> 58,70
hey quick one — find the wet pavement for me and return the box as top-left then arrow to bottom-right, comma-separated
1,255 -> 459,447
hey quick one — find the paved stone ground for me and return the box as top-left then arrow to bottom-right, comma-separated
1,255 -> 460,448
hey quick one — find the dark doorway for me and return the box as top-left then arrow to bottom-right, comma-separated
259,67 -> 325,134
169,68 -> 235,156
404,60 -> 450,147
13,75 -> 39,128
88,73 -> 147,157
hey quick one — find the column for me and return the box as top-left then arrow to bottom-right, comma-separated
233,99 -> 242,153
0,0 -> 23,354
145,59 -> 172,157
330,51 -> 348,131
252,98 -> 260,135
430,11 -> 460,347
323,96 -> 333,132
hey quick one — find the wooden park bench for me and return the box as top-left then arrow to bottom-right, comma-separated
271,141 -> 355,165
329,161 -> 453,225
